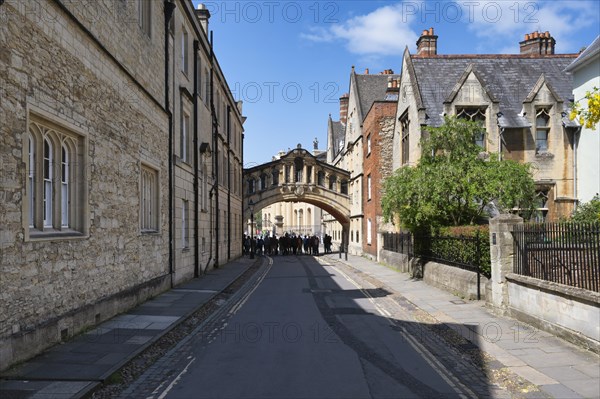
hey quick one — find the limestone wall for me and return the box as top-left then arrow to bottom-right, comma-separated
0,0 -> 169,369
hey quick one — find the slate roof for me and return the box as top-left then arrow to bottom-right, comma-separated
565,36 -> 600,72
329,117 -> 345,157
354,74 -> 400,122
410,55 -> 577,128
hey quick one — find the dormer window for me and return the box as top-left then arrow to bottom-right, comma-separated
456,107 -> 486,148
535,108 -> 550,152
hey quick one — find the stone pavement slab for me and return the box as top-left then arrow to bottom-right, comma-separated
324,253 -> 600,399
0,257 -> 254,399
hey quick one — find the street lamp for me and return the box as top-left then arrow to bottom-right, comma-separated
249,199 -> 255,259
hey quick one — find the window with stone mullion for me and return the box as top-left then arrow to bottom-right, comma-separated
456,107 -> 486,148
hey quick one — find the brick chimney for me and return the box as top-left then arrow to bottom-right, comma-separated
195,3 -> 211,34
339,93 -> 349,126
520,31 -> 555,55
416,27 -> 437,56
380,69 -> 395,75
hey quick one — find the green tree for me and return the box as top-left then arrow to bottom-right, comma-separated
570,87 -> 600,130
382,116 -> 536,232
570,195 -> 600,223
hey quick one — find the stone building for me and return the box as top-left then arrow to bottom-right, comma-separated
362,80 -> 399,260
393,28 -> 580,221
0,0 -> 243,371
259,143 -> 325,237
324,68 -> 399,255
564,36 -> 600,204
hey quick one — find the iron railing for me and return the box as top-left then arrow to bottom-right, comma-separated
415,232 -> 489,278
512,222 -> 600,292
382,232 -> 413,256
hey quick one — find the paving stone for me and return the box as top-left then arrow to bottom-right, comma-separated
540,383 -> 583,399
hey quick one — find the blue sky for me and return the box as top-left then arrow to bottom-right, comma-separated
193,1 -> 600,166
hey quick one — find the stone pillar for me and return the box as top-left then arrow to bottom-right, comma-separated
274,215 -> 284,236
489,214 -> 523,312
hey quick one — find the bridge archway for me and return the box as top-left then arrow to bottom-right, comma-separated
243,145 -> 351,243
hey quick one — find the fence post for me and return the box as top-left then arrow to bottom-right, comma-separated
489,214 -> 523,311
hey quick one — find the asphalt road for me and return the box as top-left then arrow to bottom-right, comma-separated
126,255 -> 485,398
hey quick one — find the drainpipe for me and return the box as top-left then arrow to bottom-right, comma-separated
193,39 -> 199,278
227,105 -> 231,260
164,0 -> 176,286
573,126 -> 581,209
210,31 -> 219,269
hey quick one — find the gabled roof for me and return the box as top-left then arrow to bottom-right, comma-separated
565,36 -> 600,72
410,55 -> 577,127
352,72 -> 400,123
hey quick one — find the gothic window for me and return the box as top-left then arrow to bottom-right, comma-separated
456,107 -> 486,148
400,112 -> 410,165
367,174 -> 372,201
306,166 -> 312,184
535,109 -> 550,152
271,168 -> 279,186
247,178 -> 256,194
532,189 -> 550,222
141,165 -> 159,232
27,115 -> 86,237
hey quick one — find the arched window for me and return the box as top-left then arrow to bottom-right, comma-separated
28,134 -> 35,227
43,137 -> 53,227
271,168 -> 279,186
536,109 -> 550,152
61,143 -> 70,227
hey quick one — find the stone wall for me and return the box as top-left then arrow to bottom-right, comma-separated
0,0 -> 169,370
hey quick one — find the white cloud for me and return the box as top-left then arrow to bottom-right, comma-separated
458,1 -> 599,53
301,3 -> 418,56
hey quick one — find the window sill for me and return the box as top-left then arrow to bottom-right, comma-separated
182,247 -> 190,253
535,151 -> 554,159
28,229 -> 87,242
141,229 -> 160,235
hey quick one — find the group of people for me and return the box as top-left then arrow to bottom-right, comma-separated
243,233 -> 326,257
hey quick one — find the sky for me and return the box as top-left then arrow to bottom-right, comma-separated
192,0 -> 600,167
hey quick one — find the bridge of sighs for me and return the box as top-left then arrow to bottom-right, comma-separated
243,145 -> 351,248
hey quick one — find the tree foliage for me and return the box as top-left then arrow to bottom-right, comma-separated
382,116 -> 536,232
569,195 -> 600,223
570,87 -> 600,130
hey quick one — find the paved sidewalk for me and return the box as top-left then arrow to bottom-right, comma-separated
323,253 -> 600,399
0,257 -> 256,399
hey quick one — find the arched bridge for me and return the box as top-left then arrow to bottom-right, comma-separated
243,145 -> 351,230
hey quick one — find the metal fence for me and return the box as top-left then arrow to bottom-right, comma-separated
382,232 -> 413,256
512,222 -> 600,292
415,232 -> 490,278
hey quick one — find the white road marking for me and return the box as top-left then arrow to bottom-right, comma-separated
155,357 -> 196,399
325,261 -> 476,399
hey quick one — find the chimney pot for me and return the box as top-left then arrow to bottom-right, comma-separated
429,27 -> 434,35
422,29 -> 429,36
365,68 -> 369,74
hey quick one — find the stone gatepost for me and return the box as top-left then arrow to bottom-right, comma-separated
489,214 -> 523,312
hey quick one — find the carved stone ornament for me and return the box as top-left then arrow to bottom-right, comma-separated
295,185 -> 305,197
